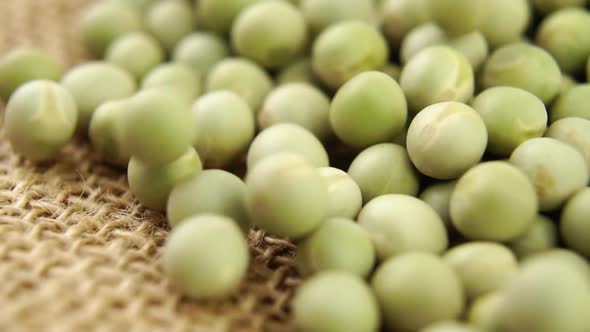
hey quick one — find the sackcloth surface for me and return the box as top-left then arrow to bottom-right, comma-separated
0,1 -> 301,331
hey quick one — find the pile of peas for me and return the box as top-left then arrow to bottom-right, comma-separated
1,0 -> 590,331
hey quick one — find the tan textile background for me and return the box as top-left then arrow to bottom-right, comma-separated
0,1 -> 300,331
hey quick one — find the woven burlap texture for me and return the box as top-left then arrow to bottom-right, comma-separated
0,1 -> 301,331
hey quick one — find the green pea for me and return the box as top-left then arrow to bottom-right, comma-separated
141,63 -> 201,105
277,58 -> 318,85
191,91 -> 255,168
358,194 -> 448,261
380,0 -> 434,47
89,99 -> 131,167
546,117 -> 590,174
297,218 -> 375,278
172,32 -> 230,78
479,0 -> 531,48
508,215 -> 558,259
312,21 -> 389,90
0,48 -> 63,101
258,83 -> 331,141
122,89 -> 194,167
510,137 -> 588,211
128,147 -> 202,211
78,1 -> 143,57
167,169 -> 250,232
4,80 -> 77,162
532,0 -> 587,15
318,167 -> 362,220
444,242 -> 518,300
550,84 -> 590,122
433,0 -> 530,48
301,0 -> 376,34
145,0 -> 195,51
407,102 -> 487,180
330,71 -> 408,148
163,214 -> 249,299
197,0 -> 264,35
536,8 -> 590,75
247,123 -> 329,169
293,272 -> 381,332
431,0 -> 486,37
400,23 -> 447,64
232,1 -> 307,69
560,188 -> 590,258
494,257 -> 590,332
105,32 -> 164,81
420,322 -> 482,332
206,58 -> 274,113
481,42 -> 562,104
450,161 -> 538,241
523,249 -> 590,281
61,61 -> 136,133
472,87 -> 548,156
448,31 -> 489,71
400,46 -> 474,114
468,292 -> 503,332
245,153 -> 329,239
372,252 -> 465,332
419,181 -> 456,227
348,143 -> 420,203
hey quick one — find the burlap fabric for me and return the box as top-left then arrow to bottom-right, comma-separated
0,1 -> 301,331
